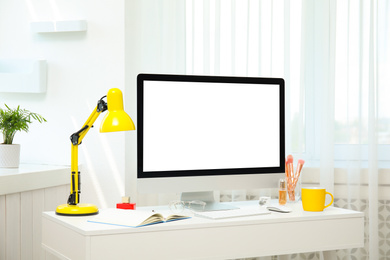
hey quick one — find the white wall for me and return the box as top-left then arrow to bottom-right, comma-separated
124,0 -> 186,204
0,0 -> 127,208
0,0 -> 187,209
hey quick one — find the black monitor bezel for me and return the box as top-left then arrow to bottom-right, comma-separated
137,74 -> 285,178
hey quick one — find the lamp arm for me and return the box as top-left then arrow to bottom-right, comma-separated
70,97 -> 108,146
67,96 -> 108,205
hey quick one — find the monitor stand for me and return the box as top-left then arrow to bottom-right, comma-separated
180,191 -> 239,212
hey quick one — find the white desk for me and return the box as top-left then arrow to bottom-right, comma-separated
42,201 -> 364,260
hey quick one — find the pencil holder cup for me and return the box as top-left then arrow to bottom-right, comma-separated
287,175 -> 301,202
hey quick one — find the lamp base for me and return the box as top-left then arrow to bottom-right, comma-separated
56,203 -> 99,216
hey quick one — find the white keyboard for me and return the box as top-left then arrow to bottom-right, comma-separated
194,208 -> 270,220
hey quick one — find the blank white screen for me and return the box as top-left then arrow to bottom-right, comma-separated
143,80 -> 280,172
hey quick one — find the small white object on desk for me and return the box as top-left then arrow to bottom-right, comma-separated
267,204 -> 292,213
259,196 -> 271,206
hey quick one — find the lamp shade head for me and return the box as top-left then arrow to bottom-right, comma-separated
100,88 -> 135,133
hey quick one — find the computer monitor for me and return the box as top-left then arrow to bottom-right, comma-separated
137,74 -> 285,210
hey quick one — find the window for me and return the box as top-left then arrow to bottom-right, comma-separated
185,0 -> 390,165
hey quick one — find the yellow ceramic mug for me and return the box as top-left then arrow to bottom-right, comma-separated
301,187 -> 334,212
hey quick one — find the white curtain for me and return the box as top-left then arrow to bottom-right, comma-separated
185,0 -> 390,259
128,0 -> 187,206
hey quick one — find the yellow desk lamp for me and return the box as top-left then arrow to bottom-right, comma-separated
56,88 -> 135,216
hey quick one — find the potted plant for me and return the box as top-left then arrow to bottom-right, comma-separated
0,104 -> 46,168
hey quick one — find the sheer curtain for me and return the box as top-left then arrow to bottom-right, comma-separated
186,0 -> 304,203
185,0 -> 390,259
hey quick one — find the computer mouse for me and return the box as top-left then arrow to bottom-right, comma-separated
267,204 -> 292,213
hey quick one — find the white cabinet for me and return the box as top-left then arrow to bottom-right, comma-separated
0,164 -> 69,260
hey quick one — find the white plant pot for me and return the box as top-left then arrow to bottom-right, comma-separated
0,144 -> 21,168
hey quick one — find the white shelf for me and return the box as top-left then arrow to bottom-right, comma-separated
0,59 -> 47,93
30,20 -> 87,33
0,164 -> 69,195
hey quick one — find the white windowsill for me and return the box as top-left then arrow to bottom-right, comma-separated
0,164 -> 70,195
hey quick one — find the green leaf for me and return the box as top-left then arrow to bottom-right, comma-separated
0,104 -> 47,144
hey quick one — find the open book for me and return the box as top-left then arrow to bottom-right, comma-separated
87,209 -> 190,228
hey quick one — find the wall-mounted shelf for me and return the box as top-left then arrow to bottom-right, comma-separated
30,20 -> 87,33
0,59 -> 47,93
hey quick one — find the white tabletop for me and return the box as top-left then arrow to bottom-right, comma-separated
43,200 -> 364,236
